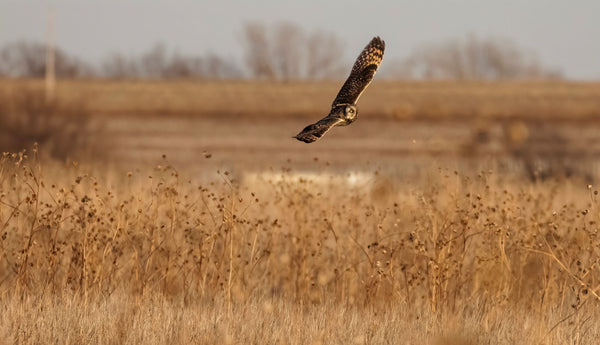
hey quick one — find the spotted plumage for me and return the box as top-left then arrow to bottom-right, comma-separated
294,36 -> 385,143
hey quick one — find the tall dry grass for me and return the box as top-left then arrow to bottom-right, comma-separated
0,149 -> 599,344
3,291 -> 597,345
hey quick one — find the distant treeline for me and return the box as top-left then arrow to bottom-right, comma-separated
0,22 -> 562,81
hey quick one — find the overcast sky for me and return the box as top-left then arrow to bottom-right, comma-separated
1,0 -> 599,79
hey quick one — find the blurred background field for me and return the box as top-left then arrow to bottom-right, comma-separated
2,79 -> 600,180
4,79 -> 600,120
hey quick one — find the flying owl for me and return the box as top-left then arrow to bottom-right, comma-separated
294,36 -> 385,143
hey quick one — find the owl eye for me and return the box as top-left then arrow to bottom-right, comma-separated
347,108 -> 355,114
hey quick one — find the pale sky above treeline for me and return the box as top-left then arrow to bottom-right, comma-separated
1,0 -> 599,79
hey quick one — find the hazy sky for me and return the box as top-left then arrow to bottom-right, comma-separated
1,0 -> 599,79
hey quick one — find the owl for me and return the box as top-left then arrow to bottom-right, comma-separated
294,36 -> 385,143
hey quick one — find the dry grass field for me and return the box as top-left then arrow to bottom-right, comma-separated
1,80 -> 600,344
2,79 -> 600,121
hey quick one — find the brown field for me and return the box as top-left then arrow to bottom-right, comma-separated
4,78 -> 600,177
3,78 -> 600,120
1,79 -> 600,344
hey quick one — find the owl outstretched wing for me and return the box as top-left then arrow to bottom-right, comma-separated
293,36 -> 384,144
293,116 -> 345,143
331,36 -> 385,107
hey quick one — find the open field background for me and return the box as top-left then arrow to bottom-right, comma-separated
1,79 -> 600,344
3,79 -> 600,178
3,79 -> 600,120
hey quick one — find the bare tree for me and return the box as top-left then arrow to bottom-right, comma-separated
396,35 -> 562,80
305,31 -> 346,79
202,53 -> 242,79
140,43 -> 169,78
0,41 -> 91,78
1,24 -> 346,81
241,21 -> 345,80
101,44 -> 242,79
165,53 -> 199,78
102,53 -> 139,78
242,23 -> 276,79
272,22 -> 304,79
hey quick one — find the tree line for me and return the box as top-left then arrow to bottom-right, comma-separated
0,22 -> 562,81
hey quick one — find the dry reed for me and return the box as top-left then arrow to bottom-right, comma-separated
0,149 -> 599,344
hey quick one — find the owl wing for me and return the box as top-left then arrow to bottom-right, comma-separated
293,116 -> 345,143
331,36 -> 385,107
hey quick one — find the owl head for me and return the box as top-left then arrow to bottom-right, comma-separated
342,105 -> 358,122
